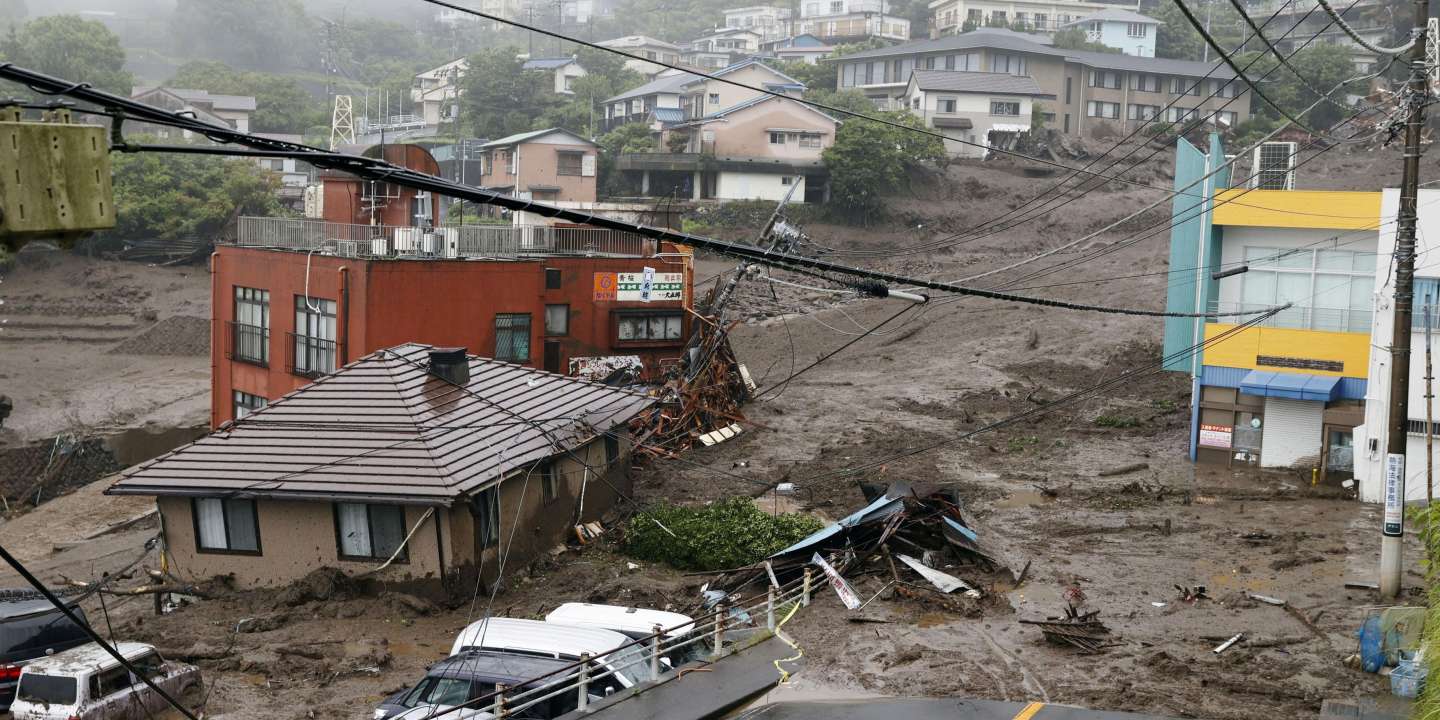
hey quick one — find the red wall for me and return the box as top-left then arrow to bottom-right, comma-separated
320,145 -> 443,227
210,246 -> 693,428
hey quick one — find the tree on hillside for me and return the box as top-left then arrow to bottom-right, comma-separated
170,0 -> 315,72
597,122 -> 654,193
803,88 -> 875,118
169,60 -> 327,134
1051,27 -> 1122,54
1236,44 -> 1358,129
456,48 -> 559,139
0,15 -> 132,94
536,47 -> 644,137
109,149 -> 282,241
822,111 -> 944,222
1144,0 -> 1244,61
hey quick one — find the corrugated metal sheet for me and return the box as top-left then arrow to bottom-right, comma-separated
1260,397 -> 1323,469
1203,365 -> 1367,400
107,343 -> 654,503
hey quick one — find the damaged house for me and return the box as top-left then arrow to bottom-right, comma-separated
105,343 -> 653,596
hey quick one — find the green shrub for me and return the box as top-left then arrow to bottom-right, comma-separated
1094,414 -> 1141,429
624,497 -> 824,571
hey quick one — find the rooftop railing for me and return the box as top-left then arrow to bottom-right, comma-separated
234,217 -> 658,259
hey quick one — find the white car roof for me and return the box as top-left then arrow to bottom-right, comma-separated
544,603 -> 695,638
450,617 -> 632,658
22,642 -> 154,675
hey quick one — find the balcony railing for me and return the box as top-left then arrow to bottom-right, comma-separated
226,321 -> 269,367
234,217 -> 657,259
1207,300 -> 1372,334
287,332 -> 340,379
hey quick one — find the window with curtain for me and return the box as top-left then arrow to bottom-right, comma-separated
292,296 -> 337,377
335,503 -> 408,561
193,498 -> 260,553
1240,246 -> 1375,332
232,287 -> 269,365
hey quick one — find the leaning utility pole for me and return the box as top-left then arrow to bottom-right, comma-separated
1380,0 -> 1432,599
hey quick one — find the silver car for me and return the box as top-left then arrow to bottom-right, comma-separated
10,641 -> 201,720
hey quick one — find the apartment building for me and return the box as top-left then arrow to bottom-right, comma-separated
723,5 -> 795,42
602,59 -> 804,131
1248,0 -> 1391,71
1059,7 -> 1160,57
477,128 -> 599,204
684,28 -> 765,69
597,35 -> 684,76
900,70 -> 1051,157
1162,135 -> 1378,479
928,0 -> 1105,34
831,27 -> 1250,135
797,0 -> 911,42
412,57 -> 468,127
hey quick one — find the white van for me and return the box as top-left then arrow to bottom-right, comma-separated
10,642 -> 201,720
544,603 -> 701,668
450,618 -> 651,692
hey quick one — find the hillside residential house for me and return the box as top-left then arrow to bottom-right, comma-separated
521,56 -> 589,95
684,28 -> 765,69
831,27 -> 1250,135
724,6 -> 795,42
1259,0 -> 1390,71
107,343 -> 654,596
621,94 -> 839,202
927,0 -> 1105,34
412,57 -> 469,127
252,132 -> 311,211
797,0 -> 910,42
901,70 -> 1051,157
478,128 -> 598,204
1162,135 -> 1377,480
598,35 -> 684,76
129,87 -> 256,138
1060,8 -> 1161,57
763,33 -> 836,63
602,58 -> 805,131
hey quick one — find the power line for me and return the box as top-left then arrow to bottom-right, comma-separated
1172,0 -> 1315,132
1314,0 -> 1417,55
1224,0 -> 1353,112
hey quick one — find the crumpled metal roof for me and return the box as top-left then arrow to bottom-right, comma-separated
108,344 -> 654,504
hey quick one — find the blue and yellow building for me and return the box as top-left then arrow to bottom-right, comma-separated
1163,135 -> 1379,475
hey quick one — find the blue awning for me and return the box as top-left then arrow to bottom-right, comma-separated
1239,370 -> 1341,401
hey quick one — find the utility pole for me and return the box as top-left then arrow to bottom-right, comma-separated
1426,293 -> 1434,506
1380,0 -> 1431,599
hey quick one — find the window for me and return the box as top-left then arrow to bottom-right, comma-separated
967,8 -> 981,22
645,50 -> 657,59
1416,278 -> 1440,329
193,498 -> 260,554
923,56 -> 936,70
1214,79 -> 1240,98
799,133 -> 823,148
605,434 -> 620,464
990,100 -> 1021,116
232,287 -> 269,366
1014,12 -> 1028,28
1240,246 -> 1375,332
781,176 -> 794,186
1172,76 -> 1201,95
545,267 -> 562,289
92,665 -> 131,699
1064,77 -> 1072,104
1086,100 -> 1120,119
557,151 -> 584,176
990,53 -> 1025,76
617,311 -> 684,342
991,10 -> 1006,23
708,92 -> 720,105
1166,106 -> 1198,122
1214,110 -> 1238,127
1131,74 -> 1160,92
494,313 -> 531,362
292,296 -> 337,378
944,54 -> 955,71
1088,71 -> 1121,89
545,304 -> 569,336
842,63 -> 857,86
540,462 -> 558,503
335,503 -> 408,562
769,131 -> 786,144
1126,22 -> 1147,37
1034,13 -> 1047,29
937,97 -> 957,113
473,486 -> 500,548
1127,103 -> 1160,121
830,0 -> 843,10
17,675 -> 76,706
233,391 -> 266,420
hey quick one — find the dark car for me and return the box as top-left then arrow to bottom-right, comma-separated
0,595 -> 89,710
376,651 -> 586,720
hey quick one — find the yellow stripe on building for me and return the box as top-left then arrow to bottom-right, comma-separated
1213,189 -> 1380,230
1204,323 -> 1370,378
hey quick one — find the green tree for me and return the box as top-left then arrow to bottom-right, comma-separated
803,88 -> 875,118
0,15 -> 132,94
169,60 -> 327,134
535,48 -> 643,137
1051,27 -> 1122,53
170,0 -> 315,72
109,148 -> 282,241
1236,44 -> 1358,129
771,59 -> 836,92
822,111 -> 944,221
456,48 -> 559,139
1144,0 -> 1243,61
597,122 -> 654,193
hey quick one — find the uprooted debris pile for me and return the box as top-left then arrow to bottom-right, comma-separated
1020,604 -> 1113,654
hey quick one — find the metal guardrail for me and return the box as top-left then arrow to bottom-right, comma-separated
1207,300 -> 1372,333
234,217 -> 657,259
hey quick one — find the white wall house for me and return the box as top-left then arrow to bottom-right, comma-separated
798,0 -> 910,42
1356,188 -> 1440,503
724,5 -> 794,42
901,70 -> 1046,157
927,0 -> 1105,34
597,36 -> 684,76
1060,8 -> 1160,58
521,57 -> 589,95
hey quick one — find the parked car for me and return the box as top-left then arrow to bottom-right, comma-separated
543,603 -> 700,667
10,641 -> 201,720
0,596 -> 90,710
375,651 -> 580,720
449,618 -> 651,692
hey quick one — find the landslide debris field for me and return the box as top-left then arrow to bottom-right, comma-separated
0,145 -> 1419,720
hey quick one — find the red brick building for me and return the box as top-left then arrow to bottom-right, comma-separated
321,144 -> 444,227
212,235 -> 693,428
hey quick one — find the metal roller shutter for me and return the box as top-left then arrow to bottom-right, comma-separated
1260,397 -> 1324,468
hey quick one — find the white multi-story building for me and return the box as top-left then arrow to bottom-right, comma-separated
798,0 -> 911,42
1060,7 -> 1160,57
597,36 -> 684,76
928,0 -> 1106,34
723,6 -> 795,42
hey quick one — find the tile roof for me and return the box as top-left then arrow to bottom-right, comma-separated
650,107 -> 686,123
107,344 -> 654,504
605,58 -> 805,104
1061,7 -> 1162,26
598,35 -> 682,51
480,128 -> 595,148
523,57 -> 578,70
909,70 -> 1045,95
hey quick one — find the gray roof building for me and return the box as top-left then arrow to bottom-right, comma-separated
908,70 -> 1046,95
1060,7 -> 1162,27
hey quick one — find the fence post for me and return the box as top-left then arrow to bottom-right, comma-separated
802,567 -> 813,606
650,623 -> 663,678
577,652 -> 591,710
493,682 -> 508,717
767,584 -> 776,630
712,604 -> 725,656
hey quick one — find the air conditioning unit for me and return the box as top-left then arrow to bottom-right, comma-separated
440,228 -> 460,259
421,232 -> 438,255
1249,141 -> 1296,190
335,240 -> 359,257
370,236 -> 390,256
393,227 -> 421,254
